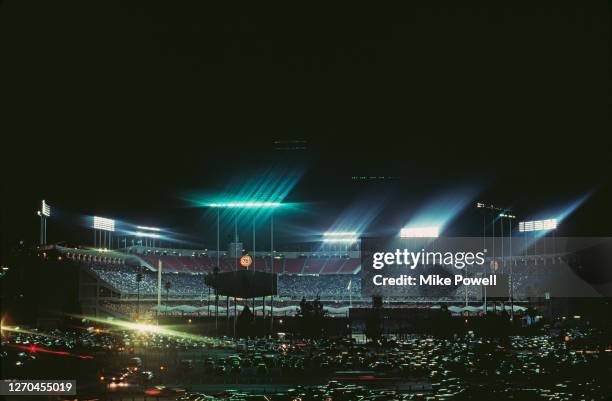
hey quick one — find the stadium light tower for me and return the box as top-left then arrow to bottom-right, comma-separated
518,217 -> 558,265
475,202 -> 518,315
498,211 -> 516,320
206,201 -> 283,270
207,200 -> 283,333
37,200 -> 51,245
93,216 -> 115,249
474,201 -> 515,250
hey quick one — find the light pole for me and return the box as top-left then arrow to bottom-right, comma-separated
517,218 -> 558,318
37,211 -> 44,245
252,216 -> 256,313
206,201 -> 283,334
270,212 -> 274,332
477,203 -> 518,316
499,212 -> 516,320
476,202 -> 507,314
217,208 -> 220,271
164,281 -> 171,315
38,200 -> 51,245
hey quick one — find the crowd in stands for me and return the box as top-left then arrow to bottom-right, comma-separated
136,253 -> 360,274
88,263 -> 209,298
81,252 -> 571,303
86,262 -> 362,300
278,275 -> 361,300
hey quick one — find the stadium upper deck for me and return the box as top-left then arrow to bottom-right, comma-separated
55,245 -> 361,274
120,245 -> 362,274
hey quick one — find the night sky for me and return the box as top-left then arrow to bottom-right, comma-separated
1,2 -> 610,253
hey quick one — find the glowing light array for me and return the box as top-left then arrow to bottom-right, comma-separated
135,231 -> 160,238
93,216 -> 115,232
208,202 -> 281,208
41,200 -> 51,217
323,237 -> 358,244
136,226 -> 161,232
400,226 -> 440,238
323,231 -> 357,237
519,219 -> 557,232
322,231 -> 359,243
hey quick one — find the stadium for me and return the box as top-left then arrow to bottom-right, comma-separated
39,233 -> 592,324
3,195 -> 612,400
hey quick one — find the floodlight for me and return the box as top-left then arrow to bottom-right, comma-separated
323,237 -> 358,244
135,231 -> 160,238
208,202 -> 281,208
93,216 -> 115,232
518,219 -> 557,232
323,231 -> 357,237
41,200 -> 51,217
476,202 -> 503,211
137,226 -> 161,232
499,213 -> 516,219
400,226 -> 440,238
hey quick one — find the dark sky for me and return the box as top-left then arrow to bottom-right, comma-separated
1,1 -> 610,252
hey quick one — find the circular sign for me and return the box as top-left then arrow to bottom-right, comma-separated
240,255 -> 252,268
